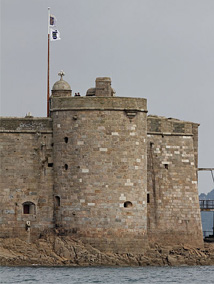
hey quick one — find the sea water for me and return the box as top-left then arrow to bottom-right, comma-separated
0,266 -> 214,284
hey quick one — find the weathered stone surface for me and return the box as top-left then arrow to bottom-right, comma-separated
51,97 -> 148,253
0,118 -> 54,239
147,116 -> 203,248
50,96 -> 147,112
0,117 -> 52,132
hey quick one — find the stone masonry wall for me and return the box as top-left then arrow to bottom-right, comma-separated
147,116 -> 203,247
51,96 -> 148,253
0,118 -> 54,241
0,99 -> 203,252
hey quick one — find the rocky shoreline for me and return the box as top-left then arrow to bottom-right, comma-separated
0,233 -> 214,267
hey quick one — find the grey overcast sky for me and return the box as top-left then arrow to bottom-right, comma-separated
1,0 -> 213,193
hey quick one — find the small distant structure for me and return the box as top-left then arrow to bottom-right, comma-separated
25,112 -> 33,118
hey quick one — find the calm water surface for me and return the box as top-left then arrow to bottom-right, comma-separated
0,266 -> 213,284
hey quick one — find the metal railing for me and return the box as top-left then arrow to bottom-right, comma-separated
200,200 -> 214,210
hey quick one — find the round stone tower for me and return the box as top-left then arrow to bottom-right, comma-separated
50,75 -> 148,253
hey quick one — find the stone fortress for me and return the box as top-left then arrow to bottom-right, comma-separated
0,74 -> 203,253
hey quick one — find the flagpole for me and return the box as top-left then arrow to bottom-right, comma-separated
47,7 -> 50,117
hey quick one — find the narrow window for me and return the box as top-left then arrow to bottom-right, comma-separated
164,164 -> 169,170
48,163 -> 53,167
22,202 -> 36,214
124,201 -> 133,208
64,137 -> 68,143
55,196 -> 60,207
147,194 -> 150,203
64,164 -> 68,170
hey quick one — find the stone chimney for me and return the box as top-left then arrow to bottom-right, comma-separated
95,77 -> 112,97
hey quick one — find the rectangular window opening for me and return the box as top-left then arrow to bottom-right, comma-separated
23,204 -> 30,214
